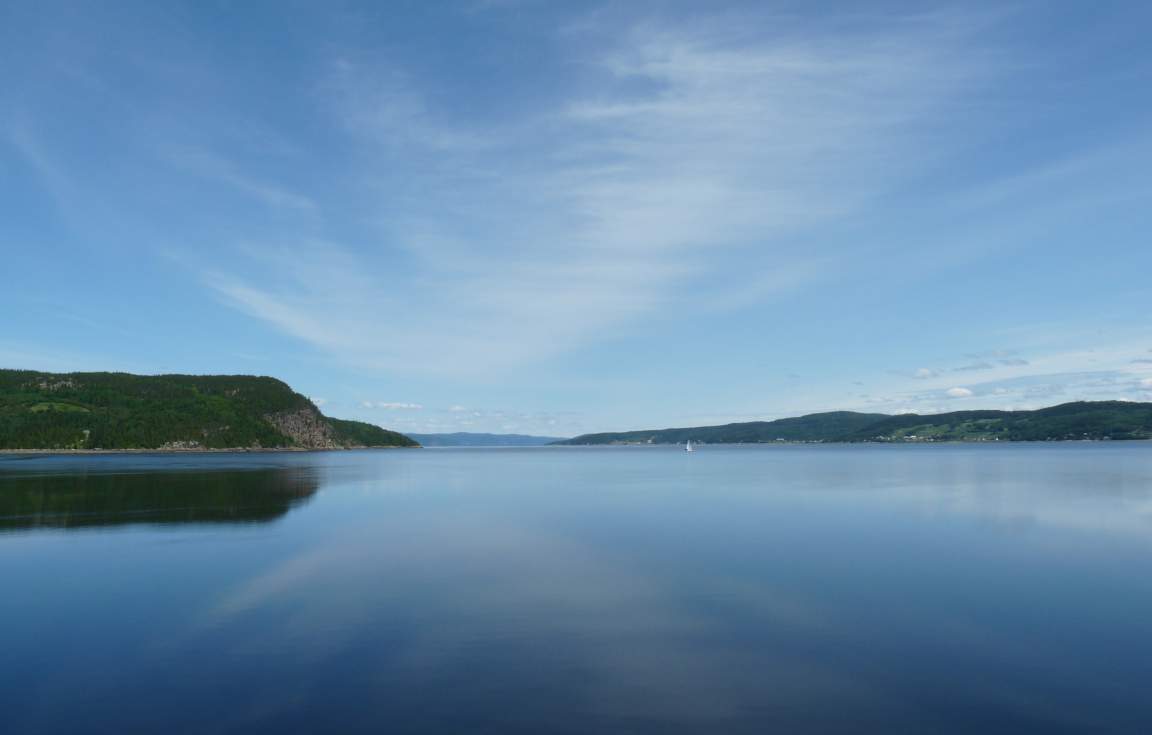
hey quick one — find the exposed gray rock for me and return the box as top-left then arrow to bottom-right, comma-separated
159,440 -> 203,450
264,408 -> 339,448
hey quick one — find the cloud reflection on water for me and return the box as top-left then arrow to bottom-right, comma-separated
205,514 -> 855,724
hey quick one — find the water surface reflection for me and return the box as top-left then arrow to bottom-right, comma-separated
0,455 -> 319,531
2,445 -> 1152,734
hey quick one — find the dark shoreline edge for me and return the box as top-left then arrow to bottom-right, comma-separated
555,438 -> 1152,446
0,445 -> 420,456
557,401 -> 1152,445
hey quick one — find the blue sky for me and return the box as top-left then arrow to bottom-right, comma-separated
3,0 -> 1151,437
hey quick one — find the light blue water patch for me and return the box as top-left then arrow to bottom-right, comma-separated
2,444 -> 1151,734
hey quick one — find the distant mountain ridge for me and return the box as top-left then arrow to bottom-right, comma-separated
408,432 -> 566,447
557,401 -> 1152,445
0,369 -> 419,450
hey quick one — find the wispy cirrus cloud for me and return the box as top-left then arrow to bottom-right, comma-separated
208,9 -> 997,374
164,146 -> 317,213
860,339 -> 1152,416
953,362 -> 994,372
361,401 -> 423,410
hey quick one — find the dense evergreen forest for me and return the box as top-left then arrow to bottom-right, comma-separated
558,401 -> 1152,445
327,418 -> 417,448
0,370 -> 419,450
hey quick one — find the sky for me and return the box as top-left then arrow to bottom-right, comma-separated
2,0 -> 1152,438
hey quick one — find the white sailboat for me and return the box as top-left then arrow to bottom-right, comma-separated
685,439 -> 695,452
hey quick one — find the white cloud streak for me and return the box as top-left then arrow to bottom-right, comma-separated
207,11 -> 994,374
361,401 -> 423,410
165,146 -> 317,213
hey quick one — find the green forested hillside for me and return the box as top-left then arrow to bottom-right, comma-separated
328,418 -> 419,448
840,402 -> 1152,442
558,402 -> 1152,445
0,370 -> 418,450
559,411 -> 889,445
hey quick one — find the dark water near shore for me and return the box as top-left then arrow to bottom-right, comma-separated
2,444 -> 1152,734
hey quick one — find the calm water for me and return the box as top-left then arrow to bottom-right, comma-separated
2,444 -> 1152,734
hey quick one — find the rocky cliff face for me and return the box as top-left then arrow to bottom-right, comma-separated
264,408 -> 340,448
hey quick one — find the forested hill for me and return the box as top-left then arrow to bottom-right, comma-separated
0,370 -> 419,450
558,401 -> 1152,445
558,411 -> 889,445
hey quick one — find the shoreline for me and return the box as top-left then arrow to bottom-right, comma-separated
555,438 -> 1152,446
0,446 -> 420,456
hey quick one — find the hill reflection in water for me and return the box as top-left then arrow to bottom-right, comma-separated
4,446 -> 1152,733
0,463 -> 320,532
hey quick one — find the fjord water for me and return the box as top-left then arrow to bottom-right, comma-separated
2,446 -> 1151,734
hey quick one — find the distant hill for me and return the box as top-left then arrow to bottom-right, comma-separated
557,401 -> 1152,445
558,411 -> 888,445
407,432 -> 567,447
0,369 -> 419,450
